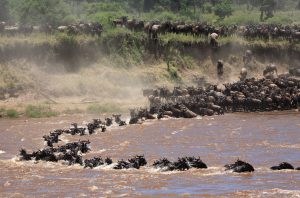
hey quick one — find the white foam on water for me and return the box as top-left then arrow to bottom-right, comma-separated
142,119 -> 156,126
104,190 -> 113,195
32,174 -> 45,179
146,167 -> 185,175
115,194 -> 129,198
4,181 -> 11,187
258,141 -> 300,149
10,156 -> 21,163
0,150 -> 6,154
94,163 -> 116,170
94,149 -> 107,154
119,141 -> 130,147
59,134 -> 70,143
201,167 -> 227,176
262,188 -> 300,197
87,185 -> 98,192
195,116 -> 203,120
277,144 -> 300,149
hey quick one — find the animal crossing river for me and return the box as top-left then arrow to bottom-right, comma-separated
0,111 -> 300,197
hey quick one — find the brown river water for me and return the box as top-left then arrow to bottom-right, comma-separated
0,111 -> 300,197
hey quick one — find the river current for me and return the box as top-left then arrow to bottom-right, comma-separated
0,111 -> 300,197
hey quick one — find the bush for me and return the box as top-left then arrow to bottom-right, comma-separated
214,0 -> 233,19
6,109 -> 19,118
9,0 -> 74,26
55,33 -> 80,71
168,66 -> 181,81
25,105 -> 58,118
203,3 -> 213,14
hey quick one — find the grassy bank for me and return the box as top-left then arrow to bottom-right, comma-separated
0,29 -> 299,119
1,29 -> 299,65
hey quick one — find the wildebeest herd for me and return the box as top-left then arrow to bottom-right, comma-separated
18,114 -> 300,173
18,71 -> 300,173
18,116 -> 212,171
111,17 -> 300,41
141,75 -> 300,119
1,18 -> 300,42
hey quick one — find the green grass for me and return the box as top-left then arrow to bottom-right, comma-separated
25,105 -> 59,118
214,9 -> 300,25
0,108 -> 20,118
5,109 -> 19,118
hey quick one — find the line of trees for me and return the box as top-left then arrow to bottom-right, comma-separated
0,0 -> 299,25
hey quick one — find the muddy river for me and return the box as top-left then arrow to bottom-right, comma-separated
0,111 -> 300,197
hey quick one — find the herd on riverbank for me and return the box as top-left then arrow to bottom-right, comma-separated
1,19 -> 300,41
138,75 -> 300,120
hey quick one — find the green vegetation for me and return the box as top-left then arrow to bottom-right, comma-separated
7,0 -> 73,25
1,0 -> 299,26
0,108 -> 20,118
6,109 -> 19,118
214,0 -> 233,19
0,0 -> 300,120
25,105 -> 59,118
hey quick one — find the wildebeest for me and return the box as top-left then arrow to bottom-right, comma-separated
210,32 -> 219,47
112,16 -> 128,27
152,157 -> 207,171
263,64 -> 278,78
240,68 -> 248,81
225,159 -> 255,173
270,162 -> 294,170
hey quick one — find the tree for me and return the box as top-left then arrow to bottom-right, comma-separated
170,0 -> 181,12
0,0 -> 9,21
143,0 -> 157,12
214,0 -> 233,19
128,0 -> 144,13
8,0 -> 74,25
260,0 -> 276,21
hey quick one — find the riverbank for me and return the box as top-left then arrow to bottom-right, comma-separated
0,30 -> 299,118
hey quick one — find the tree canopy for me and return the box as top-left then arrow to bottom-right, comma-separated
1,0 -> 299,25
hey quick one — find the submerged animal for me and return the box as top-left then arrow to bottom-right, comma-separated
225,160 -> 255,173
270,162 -> 294,170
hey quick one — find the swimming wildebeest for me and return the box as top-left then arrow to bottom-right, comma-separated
225,159 -> 255,173
270,162 -> 294,170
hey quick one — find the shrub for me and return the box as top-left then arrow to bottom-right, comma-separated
6,109 -> 19,118
55,33 -> 80,71
203,3 -> 213,14
214,0 -> 233,19
168,66 -> 181,81
25,105 -> 58,118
